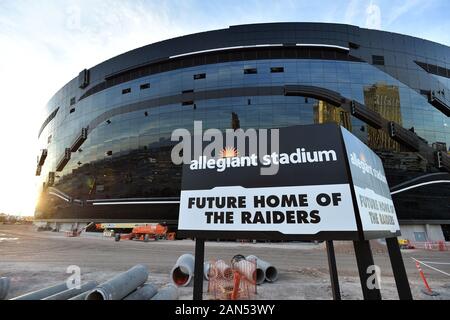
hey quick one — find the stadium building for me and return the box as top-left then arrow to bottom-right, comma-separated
35,23 -> 450,241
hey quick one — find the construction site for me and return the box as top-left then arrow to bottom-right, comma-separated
0,224 -> 449,300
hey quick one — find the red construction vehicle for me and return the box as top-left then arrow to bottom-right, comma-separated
114,224 -> 168,242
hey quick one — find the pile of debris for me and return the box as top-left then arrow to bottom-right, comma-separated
5,265 -> 178,300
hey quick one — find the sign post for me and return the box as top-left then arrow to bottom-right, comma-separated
353,240 -> 382,300
176,123 -> 411,300
386,237 -> 413,300
193,238 -> 205,300
325,240 -> 341,300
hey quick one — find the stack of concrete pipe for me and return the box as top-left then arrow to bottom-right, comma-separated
246,255 -> 278,283
170,253 -> 280,286
9,264 -> 179,300
170,254 -> 235,285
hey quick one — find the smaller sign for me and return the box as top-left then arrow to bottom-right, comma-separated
341,127 -> 400,239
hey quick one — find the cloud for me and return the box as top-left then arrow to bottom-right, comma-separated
344,0 -> 361,24
0,1 -> 196,215
365,1 -> 382,29
385,0 -> 429,26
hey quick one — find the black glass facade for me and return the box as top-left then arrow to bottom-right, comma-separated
35,23 -> 450,225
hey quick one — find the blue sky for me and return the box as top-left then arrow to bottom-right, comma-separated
0,0 -> 449,215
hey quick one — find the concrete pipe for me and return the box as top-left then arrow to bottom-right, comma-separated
69,290 -> 91,300
246,255 -> 278,283
43,280 -> 97,300
123,283 -> 158,300
171,253 -> 194,287
215,260 -> 233,280
203,261 -> 218,280
0,277 -> 10,300
235,259 -> 260,284
86,264 -> 149,300
231,254 -> 246,265
11,282 -> 70,300
151,284 -> 179,300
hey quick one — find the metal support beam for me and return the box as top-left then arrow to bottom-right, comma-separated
386,237 -> 413,300
353,240 -> 382,300
326,240 -> 341,300
193,238 -> 205,300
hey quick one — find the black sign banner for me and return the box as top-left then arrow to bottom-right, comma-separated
177,123 -> 400,241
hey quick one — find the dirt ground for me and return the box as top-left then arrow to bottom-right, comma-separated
1,224 -> 449,300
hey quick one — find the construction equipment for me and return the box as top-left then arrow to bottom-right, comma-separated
97,222 -> 154,230
103,229 -> 114,237
398,239 -> 415,249
115,224 -> 168,242
166,232 -> 176,240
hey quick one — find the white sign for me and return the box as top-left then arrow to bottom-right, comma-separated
341,127 -> 400,236
179,184 -> 358,235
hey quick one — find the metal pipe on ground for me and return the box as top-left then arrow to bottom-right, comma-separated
10,282 -> 70,300
151,284 -> 179,300
215,260 -> 233,280
123,283 -> 158,300
0,277 -> 10,300
246,255 -> 278,283
171,253 -> 195,286
43,280 -> 97,300
85,264 -> 149,300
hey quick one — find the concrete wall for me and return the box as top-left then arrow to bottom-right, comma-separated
400,224 -> 445,241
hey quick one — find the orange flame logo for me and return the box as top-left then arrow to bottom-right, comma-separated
359,152 -> 366,162
220,147 -> 238,158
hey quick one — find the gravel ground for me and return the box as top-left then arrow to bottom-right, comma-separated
1,225 -> 449,300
